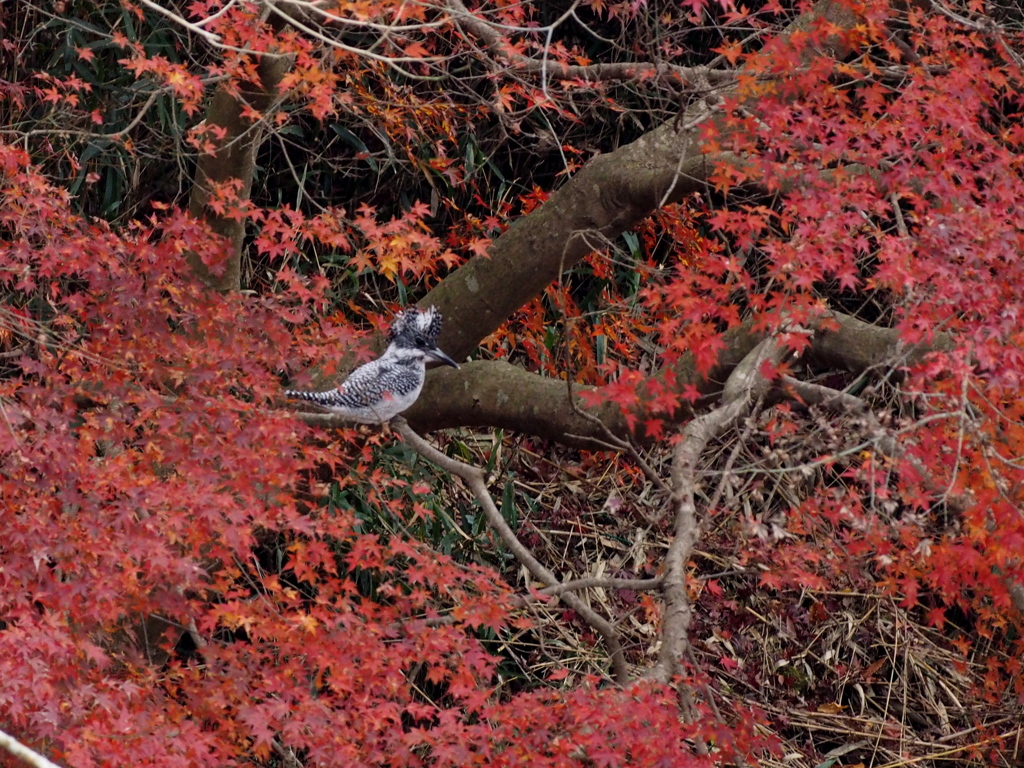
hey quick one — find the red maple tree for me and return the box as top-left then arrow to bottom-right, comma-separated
1,0 -> 1023,766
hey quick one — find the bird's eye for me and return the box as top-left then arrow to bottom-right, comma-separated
414,334 -> 427,347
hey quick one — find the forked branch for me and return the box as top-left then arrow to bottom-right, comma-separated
650,337 -> 786,683
445,0 -> 731,88
394,417 -> 631,684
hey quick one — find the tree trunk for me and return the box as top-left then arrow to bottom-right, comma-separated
187,51 -> 292,290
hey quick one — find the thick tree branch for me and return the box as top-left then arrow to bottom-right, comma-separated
803,312 -> 953,373
187,38 -> 292,291
295,311 -> 948,447
424,0 -> 862,361
394,418 -> 631,684
395,312 -> 942,446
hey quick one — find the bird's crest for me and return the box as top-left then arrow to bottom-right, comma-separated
388,306 -> 442,343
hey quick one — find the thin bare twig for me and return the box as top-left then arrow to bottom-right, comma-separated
566,382 -> 672,496
136,0 -> 223,43
777,374 -> 1024,617
778,375 -> 901,458
445,0 -> 732,88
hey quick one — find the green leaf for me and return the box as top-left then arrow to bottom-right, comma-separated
331,125 -> 379,173
500,480 -> 517,528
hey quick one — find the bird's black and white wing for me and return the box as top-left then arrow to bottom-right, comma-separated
337,357 -> 419,406
285,356 -> 423,423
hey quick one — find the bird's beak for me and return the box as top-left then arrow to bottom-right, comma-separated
427,348 -> 460,369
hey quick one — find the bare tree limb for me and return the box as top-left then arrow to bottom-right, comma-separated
394,417 -> 631,684
292,311 -> 951,449
649,337 -> 785,683
534,576 -> 662,598
187,21 -> 292,291
0,728 -> 65,768
405,310 -> 945,443
445,0 -> 732,87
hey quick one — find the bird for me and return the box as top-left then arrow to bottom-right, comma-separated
285,306 -> 459,424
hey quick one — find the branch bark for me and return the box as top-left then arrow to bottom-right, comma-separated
445,0 -> 733,87
187,40 -> 292,290
423,0 -> 862,361
395,311 -> 945,446
394,418 -> 631,684
649,337 -> 785,683
0,728 -> 65,768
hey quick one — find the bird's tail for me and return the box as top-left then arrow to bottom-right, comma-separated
284,388 -> 339,406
